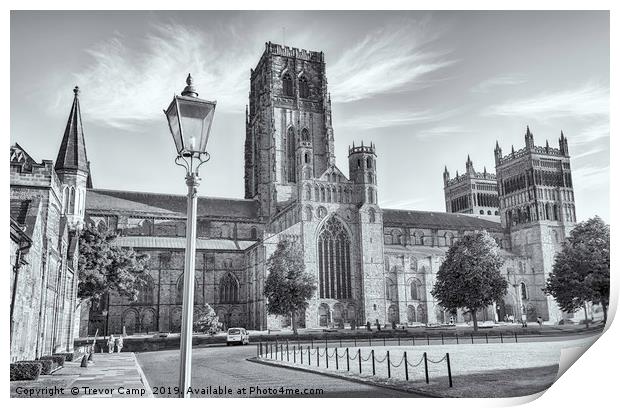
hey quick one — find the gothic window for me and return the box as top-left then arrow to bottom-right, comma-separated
176,275 -> 198,304
357,159 -> 361,169
136,275 -> 154,304
220,273 -> 239,303
68,186 -> 75,214
366,157 -> 373,169
301,128 -> 310,142
314,185 -> 320,201
304,152 -> 310,164
368,208 -> 376,223
317,217 -> 352,299
250,227 -> 258,240
282,73 -> 293,97
286,127 -> 296,182
304,184 -> 312,200
320,186 -> 326,202
410,279 -> 421,300
520,282 -> 528,301
386,278 -> 397,300
299,76 -> 310,98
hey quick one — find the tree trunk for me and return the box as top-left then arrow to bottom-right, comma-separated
471,309 -> 479,332
291,310 -> 298,335
583,302 -> 589,328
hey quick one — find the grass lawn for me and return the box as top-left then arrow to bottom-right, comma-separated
259,336 -> 596,397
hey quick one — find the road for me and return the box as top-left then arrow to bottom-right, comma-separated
136,344 -> 419,398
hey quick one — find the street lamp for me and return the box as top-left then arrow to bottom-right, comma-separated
164,74 -> 216,398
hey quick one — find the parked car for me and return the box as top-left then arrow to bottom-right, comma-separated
226,328 -> 250,346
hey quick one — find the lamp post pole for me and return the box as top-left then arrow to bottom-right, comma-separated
178,172 -> 200,396
164,74 -> 216,398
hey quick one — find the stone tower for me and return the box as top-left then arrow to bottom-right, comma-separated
55,86 -> 90,229
444,155 -> 499,216
244,42 -> 335,220
348,142 -> 378,205
495,126 -> 576,322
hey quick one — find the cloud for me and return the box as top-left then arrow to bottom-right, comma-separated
471,75 -> 526,93
67,22 -> 256,130
336,108 -> 460,131
572,164 -> 609,190
415,125 -> 471,141
328,19 -> 456,103
485,83 -> 609,119
569,121 -> 610,159
379,197 -> 428,209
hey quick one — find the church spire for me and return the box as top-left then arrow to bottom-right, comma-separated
55,86 -> 89,173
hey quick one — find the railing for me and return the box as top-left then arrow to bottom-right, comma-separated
257,341 -> 453,387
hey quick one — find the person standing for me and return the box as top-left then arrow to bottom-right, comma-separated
107,335 -> 115,353
116,335 -> 124,353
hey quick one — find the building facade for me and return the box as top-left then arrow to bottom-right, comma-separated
11,43 -> 577,342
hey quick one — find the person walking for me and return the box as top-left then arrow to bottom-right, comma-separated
536,316 -> 543,328
107,335 -> 115,353
116,335 -> 124,353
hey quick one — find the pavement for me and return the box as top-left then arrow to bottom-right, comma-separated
11,352 -> 152,398
135,344 -> 419,397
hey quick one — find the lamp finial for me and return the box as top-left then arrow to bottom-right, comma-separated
181,74 -> 199,97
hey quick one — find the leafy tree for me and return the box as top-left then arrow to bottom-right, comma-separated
431,231 -> 507,331
78,224 -> 150,306
193,303 -> 222,334
264,238 -> 316,334
544,216 -> 610,324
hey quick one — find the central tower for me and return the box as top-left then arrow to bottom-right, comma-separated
244,42 -> 335,220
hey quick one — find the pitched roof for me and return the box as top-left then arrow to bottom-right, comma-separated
382,208 -> 503,231
86,189 -> 260,220
55,86 -> 89,173
111,236 -> 256,251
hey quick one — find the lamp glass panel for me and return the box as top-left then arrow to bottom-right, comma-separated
165,100 -> 183,154
178,100 -> 215,153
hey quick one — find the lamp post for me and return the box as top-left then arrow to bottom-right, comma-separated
164,74 -> 216,398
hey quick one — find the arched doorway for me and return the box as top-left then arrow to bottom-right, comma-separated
407,305 -> 416,324
170,307 -> 182,332
318,303 -> 330,327
140,308 -> 156,333
417,304 -> 426,324
333,303 -> 344,328
122,309 -> 139,335
388,304 -> 399,324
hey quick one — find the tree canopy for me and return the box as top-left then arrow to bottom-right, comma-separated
78,224 -> 150,304
264,238 -> 316,333
431,230 -> 507,331
544,216 -> 610,323
193,303 -> 222,334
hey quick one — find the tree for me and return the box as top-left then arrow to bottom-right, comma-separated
193,303 -> 222,334
544,216 -> 610,324
78,224 -> 150,306
431,231 -> 507,331
264,238 -> 317,334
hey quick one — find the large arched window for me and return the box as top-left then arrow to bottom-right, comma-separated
220,273 -> 239,303
286,127 -> 296,182
410,279 -> 421,300
301,128 -> 310,142
282,73 -> 293,96
520,282 -> 528,301
318,217 -> 352,299
299,76 -> 310,98
136,275 -> 154,304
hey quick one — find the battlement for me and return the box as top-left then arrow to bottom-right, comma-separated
348,141 -> 376,156
446,171 -> 497,187
497,144 -> 566,165
265,42 -> 324,62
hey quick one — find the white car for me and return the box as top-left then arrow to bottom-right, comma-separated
226,328 -> 250,346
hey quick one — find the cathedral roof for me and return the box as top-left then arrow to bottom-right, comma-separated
111,236 -> 257,251
382,208 -> 503,231
55,86 -> 89,173
86,188 -> 260,220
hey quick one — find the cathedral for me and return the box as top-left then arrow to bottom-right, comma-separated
10,42 -> 577,344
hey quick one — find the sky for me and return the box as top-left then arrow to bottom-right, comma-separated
10,11 -> 610,222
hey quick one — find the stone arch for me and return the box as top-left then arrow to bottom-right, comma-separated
407,305 -> 417,324
318,303 -> 330,327
176,274 -> 198,305
250,227 -> 258,240
301,128 -> 310,142
219,273 -> 240,304
299,75 -> 310,98
388,304 -> 399,324
409,277 -> 422,300
121,308 -> 139,335
316,215 -> 353,299
136,274 -> 155,304
417,304 -> 426,324
140,308 -> 157,333
282,71 -> 294,96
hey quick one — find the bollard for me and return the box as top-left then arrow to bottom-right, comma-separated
471,333 -> 474,344
446,353 -> 453,388
441,333 -> 444,345
369,336 -> 372,346
387,350 -> 391,378
427,334 -> 430,345
485,333 -> 488,344
311,338 -> 314,348
88,350 -> 94,362
257,343 -> 259,358
383,337 -> 386,347
287,343 -> 290,362
270,343 -> 273,359
325,338 -> 328,348
358,348 -> 362,373
412,337 -> 415,346
80,355 -> 88,368
515,332 -> 518,343
316,348 -> 319,367
293,346 -> 296,363
456,333 -> 459,345
500,332 -> 504,343
404,351 -> 409,381
335,347 -> 339,370
325,347 -> 329,368
371,349 -> 376,375
398,337 -> 401,346
346,348 -> 350,371
339,338 -> 343,348
308,346 -> 311,366
354,337 -> 357,347
281,344 -> 284,361
300,345 -> 303,364
423,352 -> 429,384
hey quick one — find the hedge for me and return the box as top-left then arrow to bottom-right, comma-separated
18,359 -> 56,375
39,355 -> 65,367
53,352 -> 77,362
10,362 -> 42,381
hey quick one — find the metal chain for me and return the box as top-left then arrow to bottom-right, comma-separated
374,354 -> 387,363
427,355 -> 447,364
349,350 -> 360,360
407,356 -> 425,368
390,355 -> 405,368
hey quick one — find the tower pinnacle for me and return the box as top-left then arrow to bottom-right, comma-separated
55,86 -> 89,173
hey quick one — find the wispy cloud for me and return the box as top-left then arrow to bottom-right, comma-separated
570,121 -> 610,159
485,83 -> 609,119
572,164 -> 609,190
470,74 -> 526,93
336,108 -> 460,131
66,22 -> 255,130
328,18 -> 456,103
379,197 -> 428,209
415,125 -> 471,141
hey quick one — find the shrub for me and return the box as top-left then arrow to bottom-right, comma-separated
53,352 -> 75,362
18,359 -> 55,375
39,355 -> 65,367
10,362 -> 42,381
